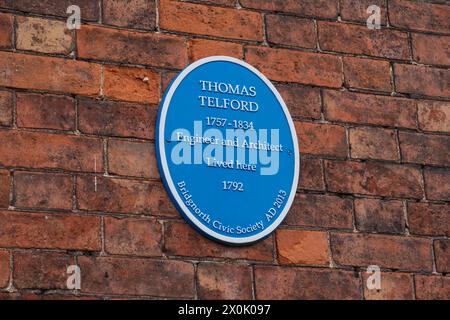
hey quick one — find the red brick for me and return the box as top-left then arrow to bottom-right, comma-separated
0,170 -> 9,208
412,34 -> 450,66
424,168 -> 450,201
284,194 -> 353,230
0,90 -> 13,127
104,217 -> 162,257
343,57 -> 392,92
77,25 -> 187,69
161,71 -> 179,92
160,0 -> 263,41
355,199 -> 405,234
78,98 -> 155,140
14,172 -> 72,210
395,64 -> 450,98
331,233 -> 432,271
418,100 -> 450,133
0,211 -> 101,250
318,21 -> 409,60
0,292 -> 98,300
197,263 -> 252,300
415,275 -> 450,300
255,266 -> 361,300
164,221 -> 273,261
340,0 -> 387,25
295,122 -> 347,158
323,90 -> 417,129
389,0 -> 450,33
362,272 -> 413,300
408,202 -> 450,237
435,240 -> 450,273
276,229 -> 329,265
275,84 -> 321,119
188,38 -> 243,62
240,0 -> 338,19
399,132 -> 450,167
0,51 -> 100,96
349,127 -> 398,161
103,65 -> 160,104
246,46 -> 342,87
13,252 -> 74,289
266,15 -> 316,49
193,0 -> 235,6
0,13 -> 13,49
325,160 -> 423,198
108,140 -> 159,179
0,131 -> 103,172
0,250 -> 9,288
298,158 -> 325,191
16,93 -> 75,131
0,0 -> 100,20
77,176 -> 176,216
103,0 -> 156,29
78,256 -> 194,297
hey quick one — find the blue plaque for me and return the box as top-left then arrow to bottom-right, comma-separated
156,56 -> 300,245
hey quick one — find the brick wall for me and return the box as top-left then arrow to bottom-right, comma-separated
0,0 -> 449,300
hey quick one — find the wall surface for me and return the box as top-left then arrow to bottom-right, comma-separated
0,0 -> 449,300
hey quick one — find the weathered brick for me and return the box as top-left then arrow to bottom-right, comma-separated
0,90 -> 13,127
78,98 -> 155,140
0,250 -> 9,288
395,64 -> 450,98
246,46 -> 342,87
0,131 -> 103,172
435,240 -> 450,273
295,122 -> 347,158
0,170 -> 8,208
318,21 -> 409,60
362,272 -> 413,300
276,229 -> 329,265
161,71 -> 179,92
0,13 -> 12,49
424,168 -> 450,201
164,221 -> 273,261
349,127 -> 398,161
254,266 -> 361,300
340,0 -> 387,25
399,132 -> 450,167
343,57 -> 392,92
355,199 -> 405,234
77,25 -> 187,69
193,0 -> 235,6
16,16 -> 72,55
284,194 -> 353,230
412,34 -> 450,66
78,256 -> 194,297
298,158 -> 325,191
197,263 -> 252,300
389,0 -> 450,33
13,252 -> 74,289
188,38 -> 243,62
14,172 -> 72,210
104,217 -> 162,257
0,51 -> 100,96
239,0 -> 338,19
331,233 -> 432,271
103,0 -> 156,29
0,292 -> 97,300
160,0 -> 263,41
16,93 -> 75,131
77,176 -> 176,216
103,65 -> 160,104
408,202 -> 450,237
325,160 -> 423,198
266,14 -> 316,49
0,211 -> 101,250
323,90 -> 417,129
415,275 -> 450,300
418,100 -> 450,133
275,84 -> 321,119
108,140 -> 159,179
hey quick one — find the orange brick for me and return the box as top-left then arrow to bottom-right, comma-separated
188,38 -> 243,62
